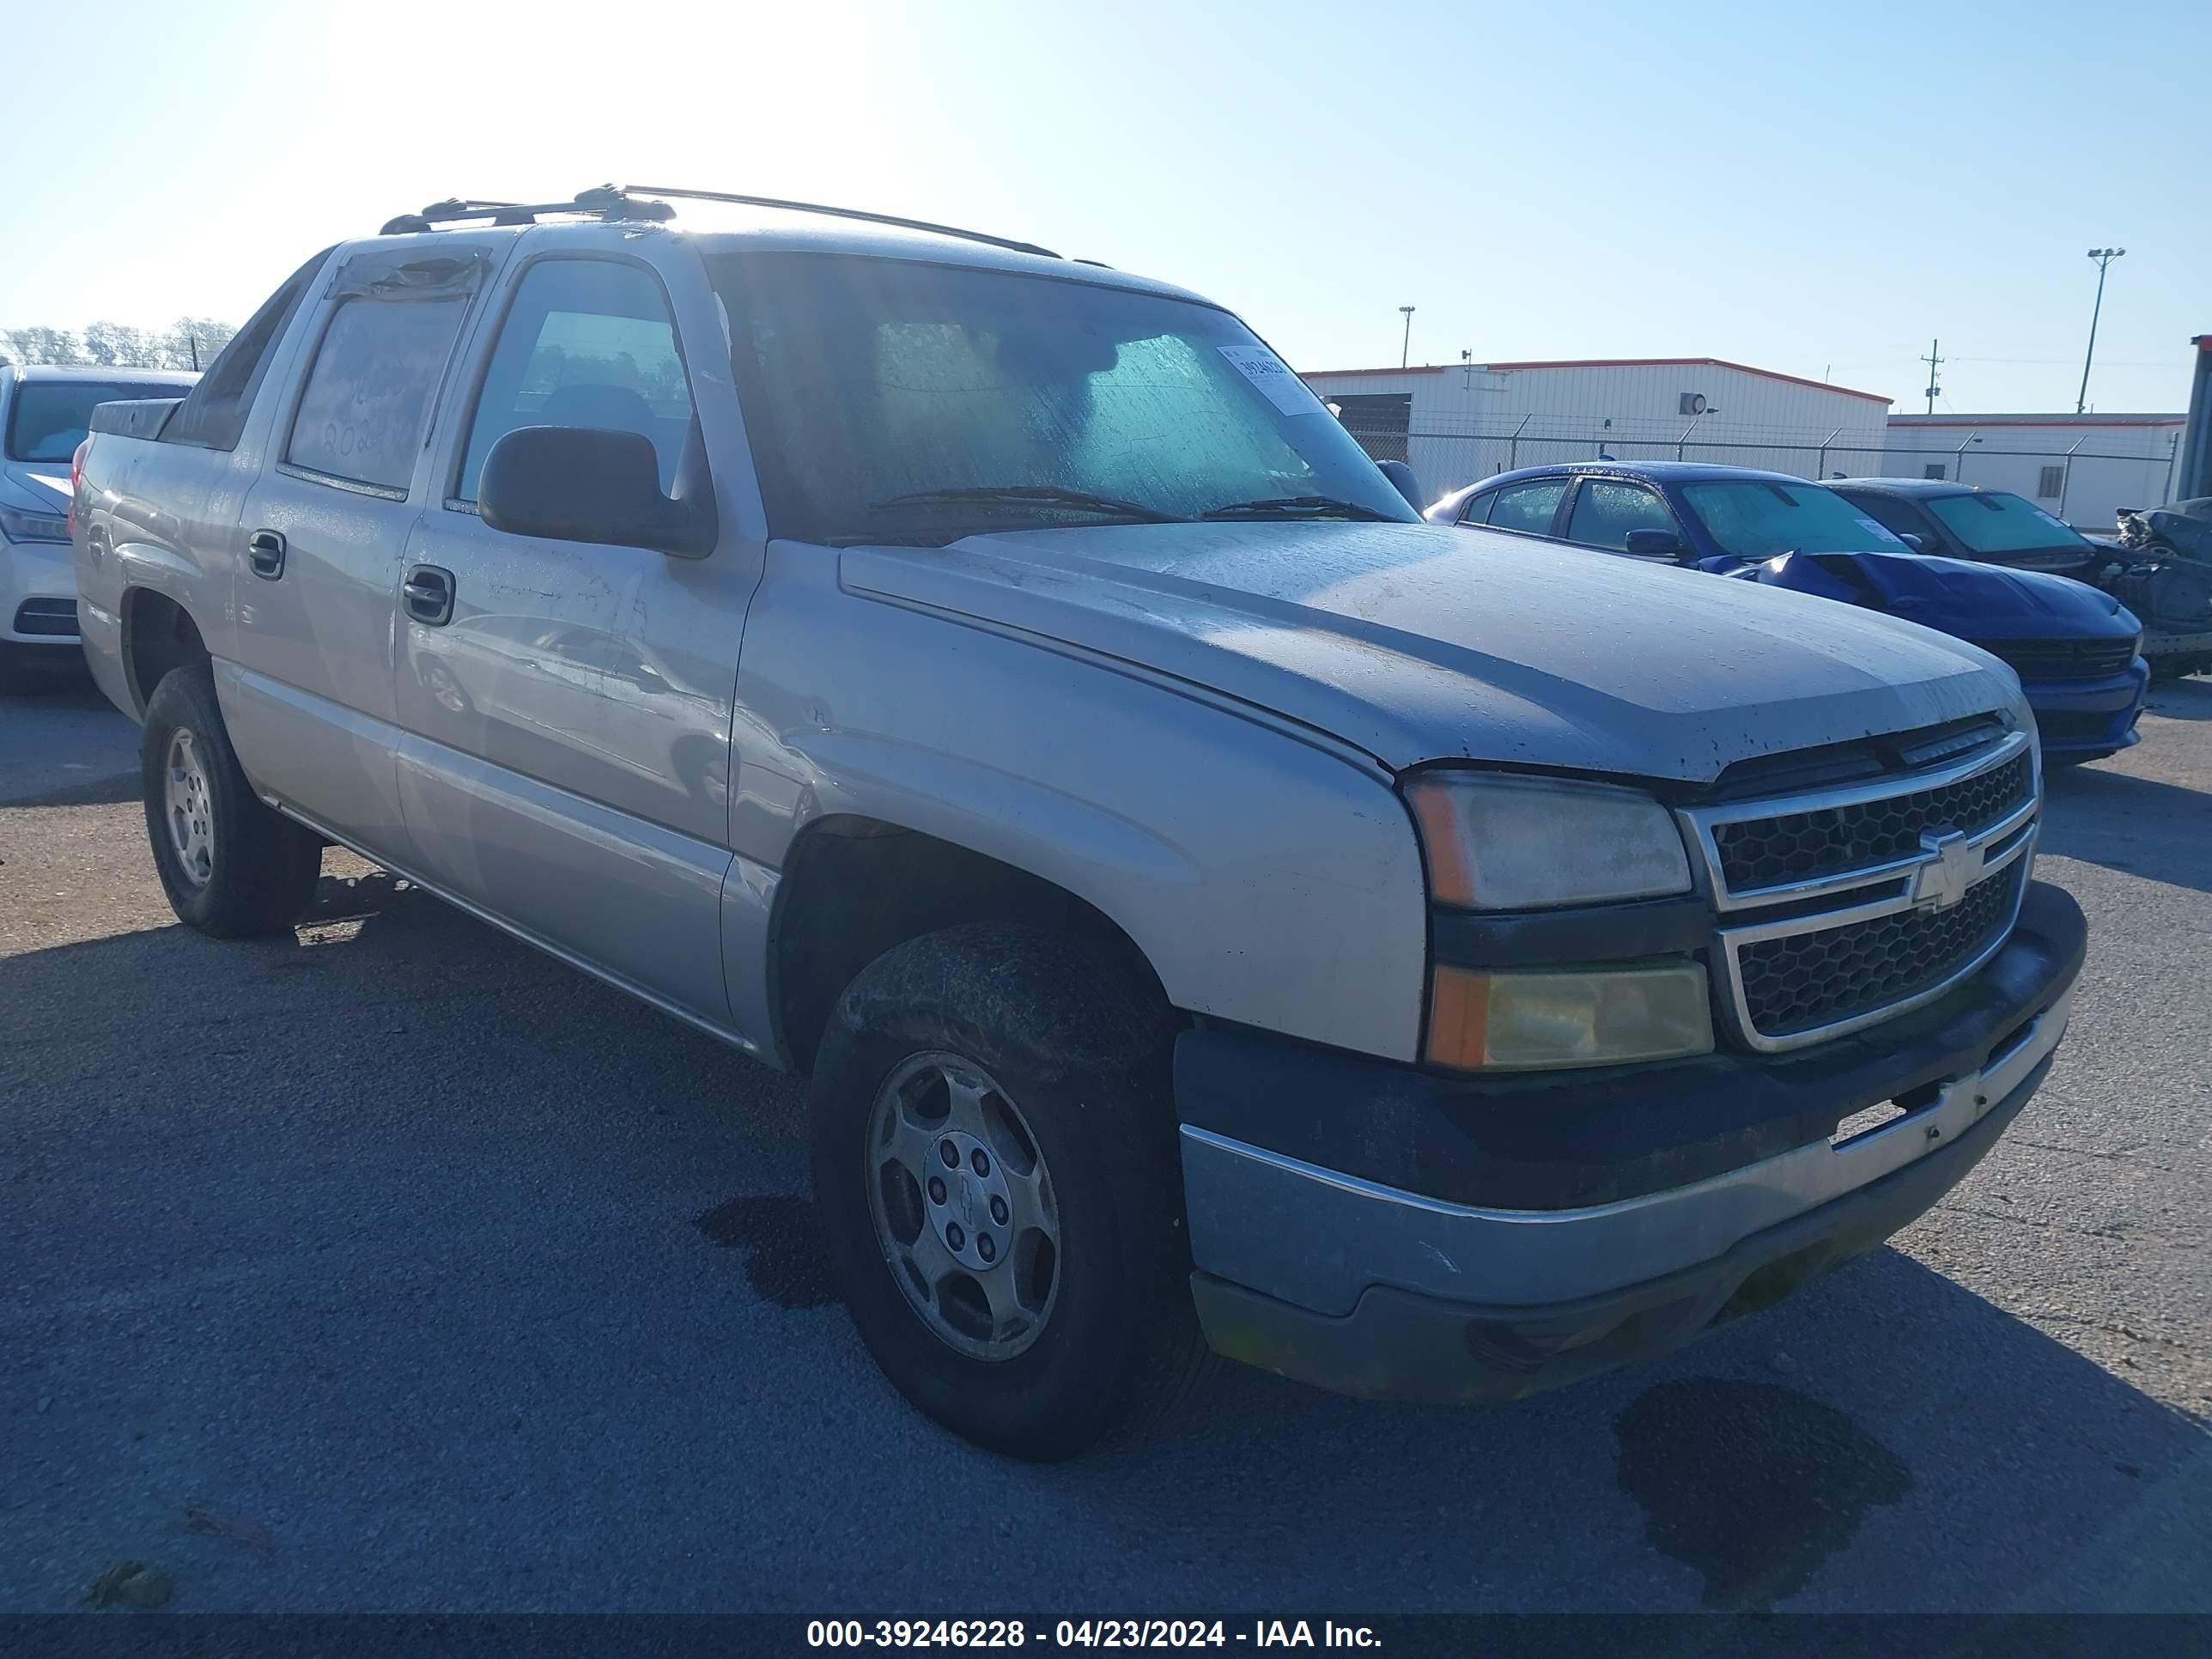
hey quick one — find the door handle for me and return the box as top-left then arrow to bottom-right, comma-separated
246,529 -> 286,580
402,565 -> 456,627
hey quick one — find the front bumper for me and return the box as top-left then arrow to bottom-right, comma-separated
1176,880 -> 2086,1403
0,535 -> 81,646
2023,660 -> 2148,757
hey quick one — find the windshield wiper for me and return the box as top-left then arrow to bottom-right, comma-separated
868,485 -> 1180,524
1200,495 -> 1399,522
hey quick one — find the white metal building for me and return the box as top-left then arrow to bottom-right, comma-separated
1881,413 -> 2185,532
1300,358 -> 1893,502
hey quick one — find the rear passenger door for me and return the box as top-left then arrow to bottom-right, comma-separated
1474,477 -> 1570,538
392,249 -> 754,1030
1561,477 -> 1680,556
225,245 -> 501,856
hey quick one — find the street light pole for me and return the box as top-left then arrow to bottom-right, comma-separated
2075,247 -> 2124,415
1399,306 -> 1415,369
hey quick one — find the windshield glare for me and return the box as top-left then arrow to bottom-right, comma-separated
5,380 -> 186,463
711,253 -> 1414,544
1928,491 -> 2091,554
1679,479 -> 1908,559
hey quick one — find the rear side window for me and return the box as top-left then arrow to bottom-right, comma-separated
1486,479 -> 1567,536
285,296 -> 469,492
456,260 -> 694,503
1455,489 -> 1496,526
1565,480 -> 1675,550
161,246 -> 333,453
1838,490 -> 1929,544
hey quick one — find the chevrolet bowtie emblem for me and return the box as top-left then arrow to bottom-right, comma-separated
1911,829 -> 1982,910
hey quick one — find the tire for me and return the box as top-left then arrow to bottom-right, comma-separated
809,921 -> 1213,1459
140,662 -> 324,938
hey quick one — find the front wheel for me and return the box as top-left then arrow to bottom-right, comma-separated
809,922 -> 1212,1459
141,663 -> 324,937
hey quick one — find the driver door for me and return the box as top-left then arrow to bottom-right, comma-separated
392,249 -> 756,1030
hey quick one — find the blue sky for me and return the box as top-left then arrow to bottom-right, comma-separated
8,0 -> 2205,413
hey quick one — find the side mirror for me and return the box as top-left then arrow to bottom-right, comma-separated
1897,532 -> 1925,553
479,426 -> 715,557
1376,459 -> 1425,510
1623,527 -> 1686,560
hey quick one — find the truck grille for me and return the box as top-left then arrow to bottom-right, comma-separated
1684,729 -> 2039,1052
1711,751 -> 2032,895
1972,637 -> 2138,681
1736,863 -> 2024,1039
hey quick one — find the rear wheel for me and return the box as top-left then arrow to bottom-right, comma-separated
141,663 -> 324,937
809,922 -> 1212,1459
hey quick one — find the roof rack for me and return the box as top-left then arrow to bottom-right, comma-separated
378,184 -> 1058,260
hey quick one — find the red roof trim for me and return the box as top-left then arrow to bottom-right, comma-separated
1299,365 -> 1447,379
1475,357 -> 1893,404
1888,416 -> 2182,429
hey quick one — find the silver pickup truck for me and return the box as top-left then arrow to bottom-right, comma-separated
72,186 -> 2086,1458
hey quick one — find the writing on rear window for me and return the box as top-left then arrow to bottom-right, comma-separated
287,297 -> 467,491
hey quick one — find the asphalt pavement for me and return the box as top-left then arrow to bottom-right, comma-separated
3,672 -> 2209,1614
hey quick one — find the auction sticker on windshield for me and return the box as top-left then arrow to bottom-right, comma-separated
1218,345 -> 1322,416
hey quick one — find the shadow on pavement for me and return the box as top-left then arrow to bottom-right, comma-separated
5,772 -> 142,809
2041,765 -> 2212,893
1,866 -> 2205,1614
2142,678 -> 2212,721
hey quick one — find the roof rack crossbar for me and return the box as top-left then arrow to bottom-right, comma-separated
379,192 -> 673,236
379,186 -> 1056,260
614,184 -> 1059,259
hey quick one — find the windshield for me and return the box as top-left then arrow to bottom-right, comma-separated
709,252 -> 1414,544
1927,491 -> 2091,554
4,380 -> 189,463
1678,479 -> 1909,558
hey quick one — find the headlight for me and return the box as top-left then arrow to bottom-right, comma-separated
1404,772 -> 1692,910
0,505 -> 70,544
1429,963 -> 1712,1071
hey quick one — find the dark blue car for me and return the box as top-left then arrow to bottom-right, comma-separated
1425,461 -> 2148,763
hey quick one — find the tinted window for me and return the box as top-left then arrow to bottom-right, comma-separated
1565,479 -> 1674,550
1927,491 -> 2093,555
1456,489 -> 1497,526
458,261 -> 693,503
5,380 -> 191,463
163,246 -> 332,453
1486,479 -> 1567,536
1678,480 -> 1906,558
1835,490 -> 1929,544
708,252 -> 1412,544
286,297 -> 467,490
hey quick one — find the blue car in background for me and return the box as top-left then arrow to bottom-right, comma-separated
1425,462 -> 2148,763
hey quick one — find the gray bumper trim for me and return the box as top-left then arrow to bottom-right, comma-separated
1188,1047 -> 2053,1406
1181,988 -> 2068,1319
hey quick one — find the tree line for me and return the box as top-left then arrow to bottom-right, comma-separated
0,319 -> 240,372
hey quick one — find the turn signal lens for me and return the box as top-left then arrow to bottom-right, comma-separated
1427,963 -> 1713,1071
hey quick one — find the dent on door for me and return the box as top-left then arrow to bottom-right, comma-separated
390,518 -> 751,1036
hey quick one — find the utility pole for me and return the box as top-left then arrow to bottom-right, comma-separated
1921,338 -> 1943,415
2076,247 -> 2124,415
1399,306 -> 1415,369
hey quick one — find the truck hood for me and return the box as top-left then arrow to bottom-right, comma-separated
838,520 -> 2018,783
0,461 -> 72,513
1725,550 -> 2138,643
